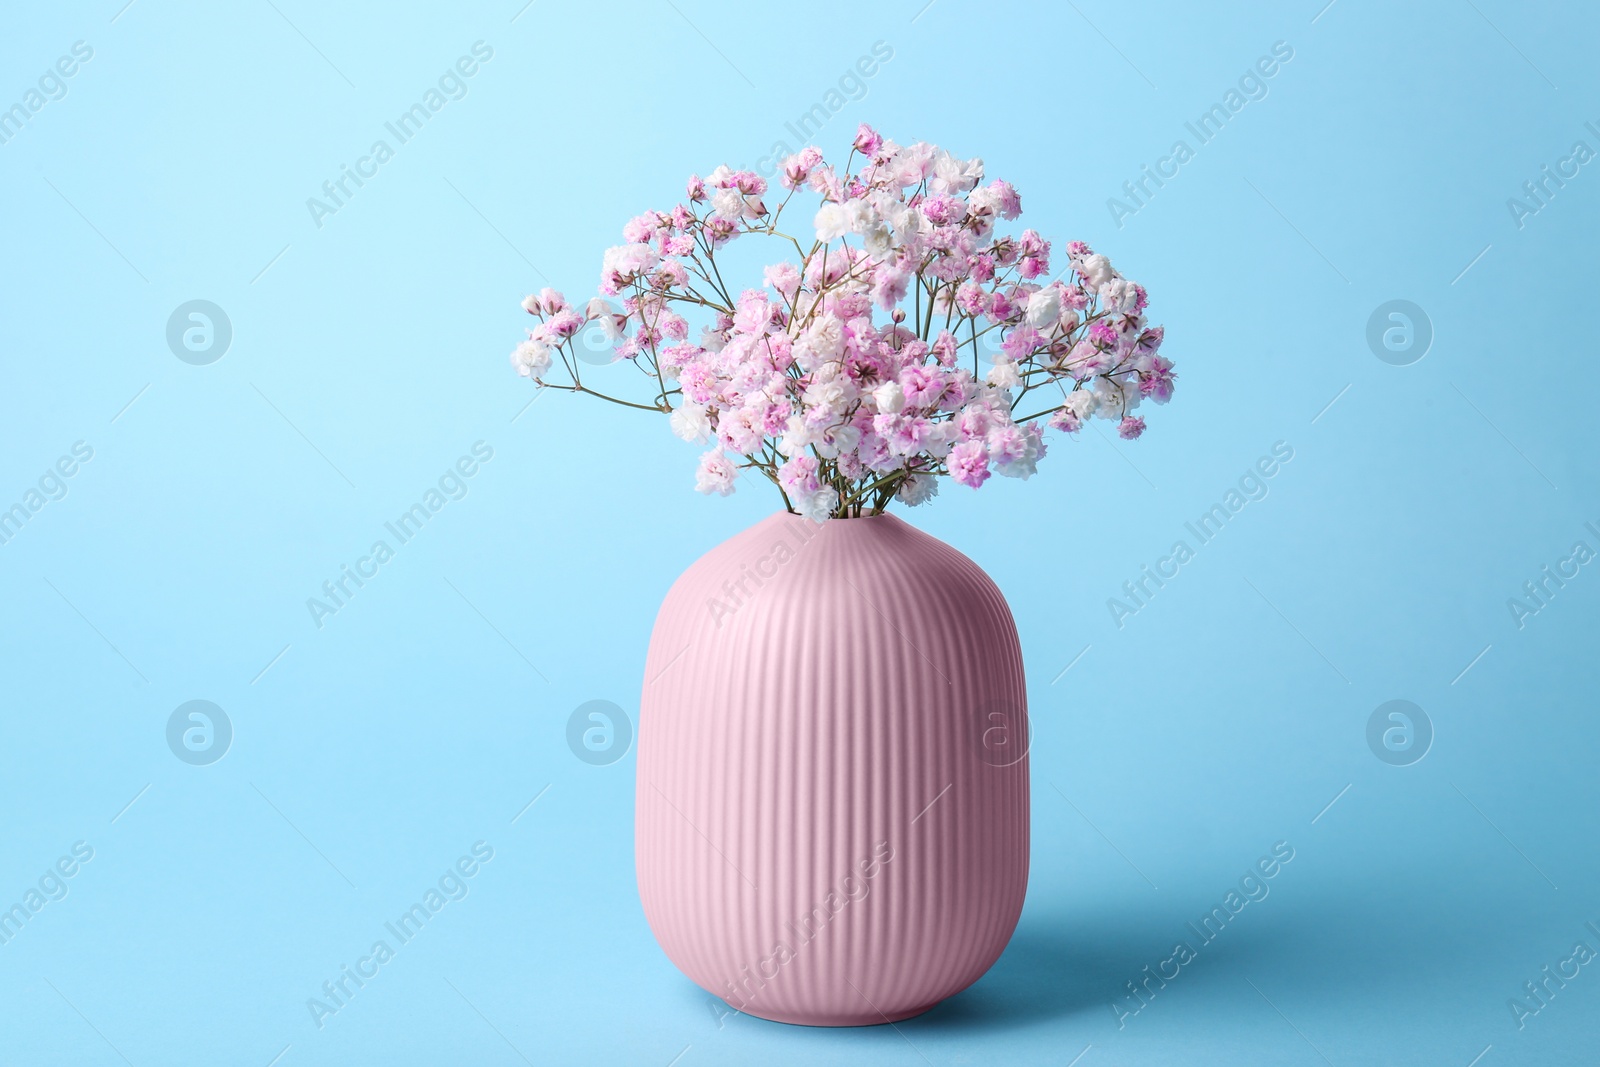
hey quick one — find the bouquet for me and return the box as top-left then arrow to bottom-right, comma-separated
510,123 -> 1175,520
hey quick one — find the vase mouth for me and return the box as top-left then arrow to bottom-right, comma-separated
779,509 -> 895,521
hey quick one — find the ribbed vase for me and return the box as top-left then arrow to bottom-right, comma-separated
635,510 -> 1029,1026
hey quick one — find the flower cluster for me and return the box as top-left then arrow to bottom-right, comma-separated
510,124 -> 1175,520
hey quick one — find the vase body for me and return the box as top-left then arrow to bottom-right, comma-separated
635,511 -> 1029,1026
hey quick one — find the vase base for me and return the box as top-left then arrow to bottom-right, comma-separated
731,999 -> 941,1028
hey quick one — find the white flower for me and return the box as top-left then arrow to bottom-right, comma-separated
510,339 -> 551,379
896,472 -> 939,506
931,150 -> 984,194
694,449 -> 737,496
861,218 -> 894,257
1024,287 -> 1061,329
601,243 -> 659,282
891,141 -> 937,187
520,293 -> 541,313
923,419 -> 959,458
798,315 -> 846,362
710,187 -> 744,220
1092,377 -> 1136,419
874,380 -> 906,414
585,297 -> 625,341
1064,389 -> 1096,419
873,194 -> 916,238
711,187 -> 763,221
1099,278 -> 1138,312
670,403 -> 712,444
814,202 -> 852,242
966,185 -> 998,216
1079,253 -> 1115,287
985,359 -> 1021,389
699,324 -> 728,353
794,486 -> 839,522
777,414 -> 815,457
802,377 -> 851,415
815,420 -> 861,458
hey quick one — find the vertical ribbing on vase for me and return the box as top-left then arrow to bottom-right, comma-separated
637,512 -> 1028,1026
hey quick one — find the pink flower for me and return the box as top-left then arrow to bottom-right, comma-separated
1118,416 -> 1146,440
778,454 -> 821,494
875,412 -> 934,455
994,423 -> 1045,479
546,310 -> 583,339
734,290 -> 774,335
899,364 -> 944,408
948,439 -> 990,488
1049,408 -> 1082,433
854,123 -> 883,156
1139,355 -> 1177,403
986,425 -> 1026,466
922,194 -> 965,225
988,180 -> 1022,219
763,261 -> 802,300
622,211 -> 664,243
985,290 -> 1017,324
872,267 -> 910,310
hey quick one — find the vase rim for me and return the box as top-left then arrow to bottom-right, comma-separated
777,509 -> 896,521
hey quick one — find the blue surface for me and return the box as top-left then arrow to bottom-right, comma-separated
2,1 -> 1597,1064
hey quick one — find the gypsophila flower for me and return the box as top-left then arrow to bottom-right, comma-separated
695,449 -> 738,496
507,125 -> 1176,518
511,338 -> 551,379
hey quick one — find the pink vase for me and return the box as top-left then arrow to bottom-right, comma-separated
635,510 -> 1029,1026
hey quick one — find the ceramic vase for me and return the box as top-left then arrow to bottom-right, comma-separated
635,510 -> 1029,1026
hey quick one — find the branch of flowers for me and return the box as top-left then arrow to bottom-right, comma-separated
870,481 -> 898,515
739,202 -> 813,261
838,470 -> 906,510
760,184 -> 798,230
1013,371 -> 1090,425
685,233 -> 736,308
915,262 -> 928,329
814,260 -> 880,320
539,380 -> 669,413
794,245 -> 850,335
671,286 -> 736,316
511,131 -> 1172,519
635,303 -> 677,409
1015,362 -> 1072,382
553,342 -> 580,386
922,278 -> 943,339
702,247 -> 736,308
682,262 -> 734,313
739,451 -> 798,512
1012,363 -> 1083,411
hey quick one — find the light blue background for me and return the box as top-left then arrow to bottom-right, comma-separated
2,0 -> 1597,1063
